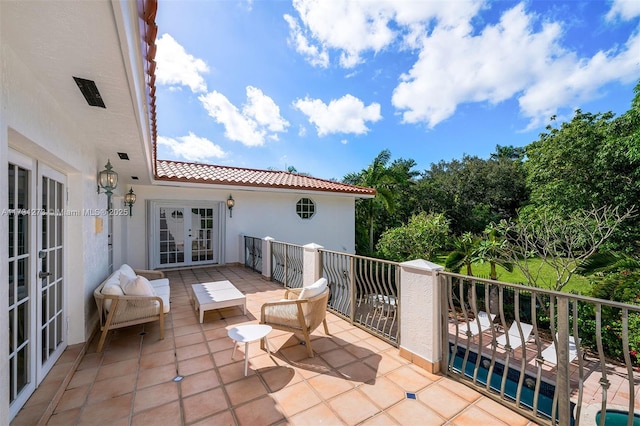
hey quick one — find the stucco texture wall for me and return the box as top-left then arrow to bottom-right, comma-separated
124,184 -> 357,270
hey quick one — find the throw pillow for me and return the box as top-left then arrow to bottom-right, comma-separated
119,264 -> 136,279
298,278 -> 327,300
121,275 -> 155,297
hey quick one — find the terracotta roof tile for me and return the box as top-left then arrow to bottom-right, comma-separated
155,160 -> 376,196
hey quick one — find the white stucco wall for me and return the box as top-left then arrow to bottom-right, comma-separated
123,184 -> 357,270
1,38 -> 112,351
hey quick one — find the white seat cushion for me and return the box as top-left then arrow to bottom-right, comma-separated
298,278 -> 327,300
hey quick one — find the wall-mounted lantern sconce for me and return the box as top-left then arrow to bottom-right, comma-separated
124,187 -> 136,217
97,159 -> 118,209
226,194 -> 235,217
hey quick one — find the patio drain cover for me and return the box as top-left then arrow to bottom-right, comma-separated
406,392 -> 417,400
173,376 -> 184,382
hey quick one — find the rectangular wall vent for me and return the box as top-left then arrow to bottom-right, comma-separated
73,77 -> 106,108
117,152 -> 130,160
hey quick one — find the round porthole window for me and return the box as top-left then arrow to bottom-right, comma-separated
296,198 -> 315,219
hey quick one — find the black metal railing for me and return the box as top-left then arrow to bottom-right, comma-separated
243,235 -> 262,273
271,241 -> 303,288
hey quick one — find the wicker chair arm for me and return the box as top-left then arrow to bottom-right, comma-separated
134,269 -> 165,280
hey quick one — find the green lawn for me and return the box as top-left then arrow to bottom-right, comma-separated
441,258 -> 593,295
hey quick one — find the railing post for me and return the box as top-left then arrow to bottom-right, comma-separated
262,236 -> 274,280
239,233 -> 245,265
556,296 -> 572,425
399,259 -> 444,373
303,243 -> 323,287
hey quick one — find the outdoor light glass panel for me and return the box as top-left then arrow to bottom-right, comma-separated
296,198 -> 315,219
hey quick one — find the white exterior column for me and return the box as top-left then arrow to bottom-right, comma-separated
262,236 -> 274,279
303,243 -> 323,286
399,259 -> 444,373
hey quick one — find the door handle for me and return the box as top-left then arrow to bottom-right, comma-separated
39,271 -> 52,279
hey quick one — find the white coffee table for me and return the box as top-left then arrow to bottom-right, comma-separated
228,324 -> 272,376
191,280 -> 246,323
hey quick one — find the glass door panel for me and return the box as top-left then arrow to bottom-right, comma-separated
37,165 -> 66,379
158,207 -> 186,266
191,208 -> 215,263
8,159 -> 35,419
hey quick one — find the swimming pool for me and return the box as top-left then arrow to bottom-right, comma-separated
449,344 -> 575,423
594,410 -> 640,426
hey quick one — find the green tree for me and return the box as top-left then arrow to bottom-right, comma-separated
376,212 -> 450,262
524,90 -> 640,251
475,225 -> 513,280
344,150 -> 418,255
445,232 -> 480,276
497,205 -> 635,292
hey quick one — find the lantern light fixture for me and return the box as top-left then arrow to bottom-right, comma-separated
97,159 -> 118,209
124,187 -> 136,217
226,194 -> 235,218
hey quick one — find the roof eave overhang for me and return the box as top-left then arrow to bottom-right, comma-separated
151,177 -> 376,199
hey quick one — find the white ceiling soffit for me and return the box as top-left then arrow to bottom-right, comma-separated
2,0 -> 154,186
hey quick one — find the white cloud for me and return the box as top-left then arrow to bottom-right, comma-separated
155,34 -> 209,93
283,14 -> 329,68
199,87 -> 289,146
286,0 -> 483,68
158,132 -> 226,162
606,0 -> 640,21
288,0 -> 640,130
293,94 -> 382,136
392,3 -> 640,129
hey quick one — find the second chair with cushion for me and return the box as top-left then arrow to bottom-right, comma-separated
260,277 -> 331,357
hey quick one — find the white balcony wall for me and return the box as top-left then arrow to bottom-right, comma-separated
123,185 -> 357,269
1,38 -> 117,349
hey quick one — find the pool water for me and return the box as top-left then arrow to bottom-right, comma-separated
595,410 -> 640,426
449,345 -> 575,423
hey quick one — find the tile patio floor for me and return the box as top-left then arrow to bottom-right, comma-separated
12,265 -> 536,426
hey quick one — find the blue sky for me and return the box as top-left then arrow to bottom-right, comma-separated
154,0 -> 640,181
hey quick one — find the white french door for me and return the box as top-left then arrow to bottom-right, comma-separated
150,202 -> 222,269
8,150 -> 66,420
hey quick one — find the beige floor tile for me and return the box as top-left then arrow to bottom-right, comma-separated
385,365 -> 435,393
176,342 -> 210,361
260,365 -> 301,392
180,369 -> 220,397
177,353 -> 215,376
95,357 -> 138,382
86,374 -> 136,404
450,405 -> 509,426
233,395 -> 285,426
225,375 -> 269,406
358,376 -> 406,410
386,399 -> 446,426
133,381 -> 179,413
271,381 -> 322,417
288,402 -> 343,425
131,400 -> 182,426
54,385 -> 90,412
47,408 -> 81,425
139,348 -> 176,370
182,387 -> 229,424
419,383 -> 470,419
307,372 -> 354,400
77,393 -> 133,425
328,388 -> 380,424
475,397 -> 532,426
320,348 -> 359,369
136,363 -> 178,389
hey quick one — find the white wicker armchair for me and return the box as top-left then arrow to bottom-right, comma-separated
260,282 -> 330,358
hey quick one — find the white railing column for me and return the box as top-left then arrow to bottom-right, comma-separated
303,243 -> 323,286
399,259 -> 444,373
262,236 -> 274,279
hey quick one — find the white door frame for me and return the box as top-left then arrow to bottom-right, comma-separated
8,149 -> 67,420
147,200 -> 225,269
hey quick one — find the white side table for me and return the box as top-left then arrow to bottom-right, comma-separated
227,324 -> 272,376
